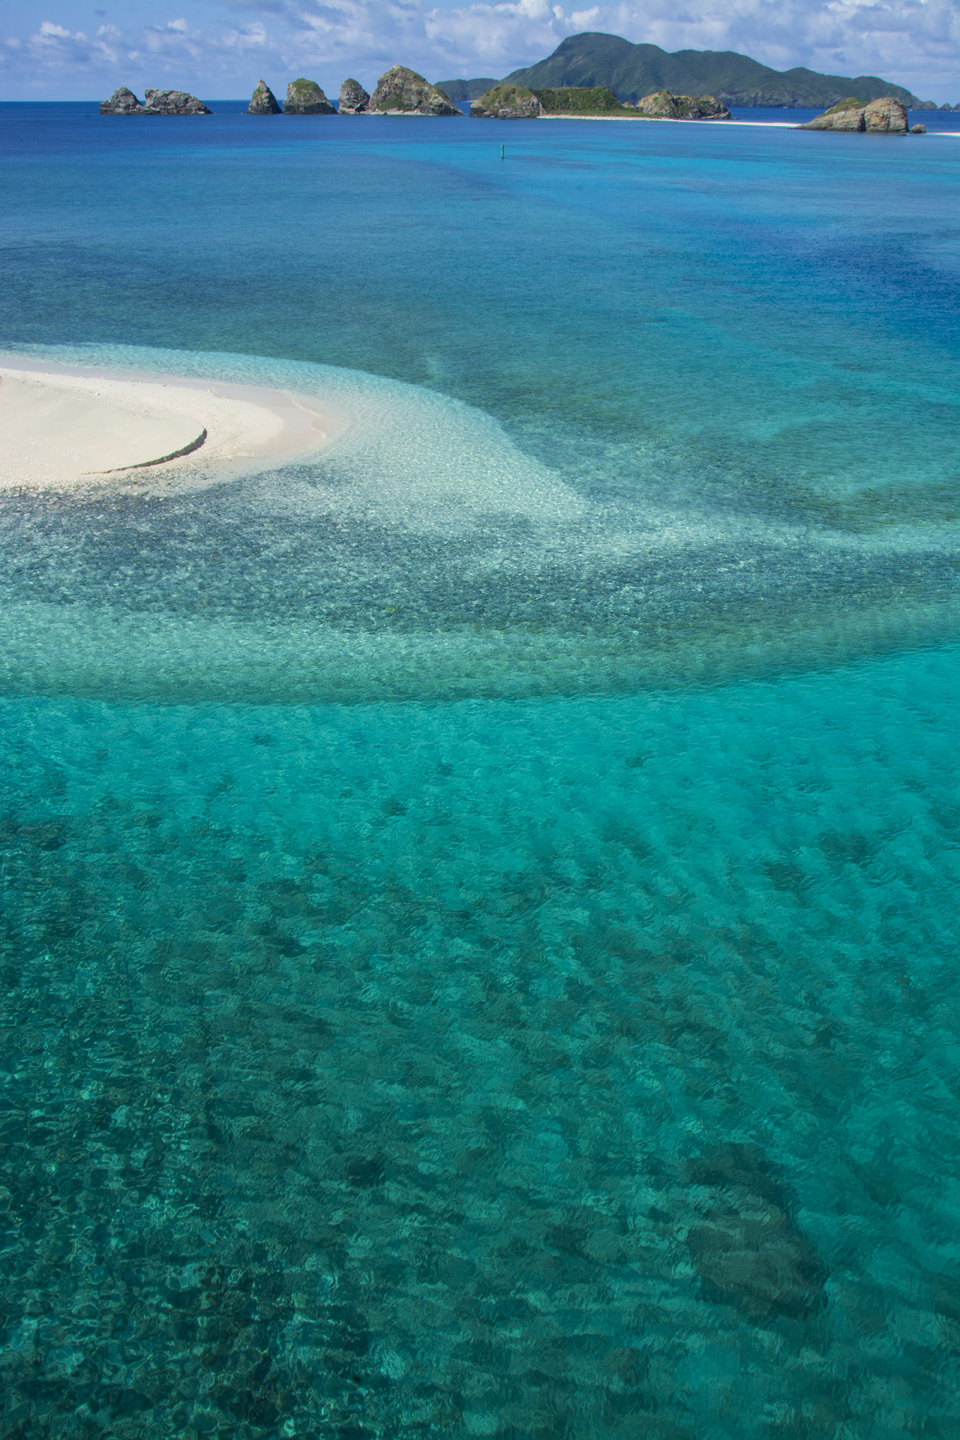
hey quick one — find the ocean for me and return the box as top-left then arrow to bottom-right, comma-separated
0,102 -> 958,1438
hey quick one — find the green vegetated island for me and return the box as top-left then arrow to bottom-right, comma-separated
439,31 -> 955,109
469,84 -> 732,120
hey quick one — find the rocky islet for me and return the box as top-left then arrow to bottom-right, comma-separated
366,66 -> 460,116
99,87 -> 211,115
247,79 -> 282,115
338,79 -> 370,114
633,89 -> 732,119
470,84 -> 544,119
800,96 -> 911,132
284,79 -> 335,115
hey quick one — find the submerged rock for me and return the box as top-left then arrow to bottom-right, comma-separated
248,80 -> 282,115
635,89 -> 732,120
368,66 -> 460,116
800,95 -> 908,132
470,84 -> 543,119
100,87 -> 211,115
284,79 -> 335,115
686,1145 -> 827,1322
338,78 -> 370,114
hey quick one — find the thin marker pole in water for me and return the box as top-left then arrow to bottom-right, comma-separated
500,143 -> 504,160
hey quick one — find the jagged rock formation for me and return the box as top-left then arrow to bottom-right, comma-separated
284,79 -> 335,115
470,84 -> 543,119
338,79 -> 370,113
368,67 -> 460,115
635,89 -> 732,119
142,89 -> 211,115
99,87 -> 211,115
99,88 -> 144,115
532,85 -> 629,115
248,80 -> 282,115
800,96 -> 908,132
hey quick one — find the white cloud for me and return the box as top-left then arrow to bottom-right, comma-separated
2,0 -> 957,100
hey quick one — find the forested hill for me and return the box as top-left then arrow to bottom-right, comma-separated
502,33 -> 922,108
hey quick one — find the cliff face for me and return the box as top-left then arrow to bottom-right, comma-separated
99,87 -> 211,115
338,79 -> 370,113
248,80 -> 282,115
470,84 -> 543,119
635,90 -> 732,120
864,97 -> 910,131
368,67 -> 461,115
284,80 -> 335,114
800,96 -> 908,132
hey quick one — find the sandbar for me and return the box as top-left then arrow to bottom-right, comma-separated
536,115 -> 960,134
0,358 -> 346,490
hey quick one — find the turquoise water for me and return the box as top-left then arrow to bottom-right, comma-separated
1,105 -> 958,1437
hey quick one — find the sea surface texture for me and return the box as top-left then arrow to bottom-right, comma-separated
0,104 -> 958,1439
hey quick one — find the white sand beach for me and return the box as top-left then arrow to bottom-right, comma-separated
536,114 -> 960,133
0,359 -> 345,490
535,114 -> 799,127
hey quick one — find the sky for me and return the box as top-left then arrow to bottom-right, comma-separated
2,0 -> 958,103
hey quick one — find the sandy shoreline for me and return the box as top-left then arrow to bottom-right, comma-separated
0,357 -> 347,490
535,114 -> 960,133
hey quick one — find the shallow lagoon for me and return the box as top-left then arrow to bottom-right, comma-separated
0,105 -> 958,1437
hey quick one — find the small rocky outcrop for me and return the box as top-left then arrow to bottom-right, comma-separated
800,95 -> 908,132
910,123 -> 926,133
338,78 -> 370,114
805,95 -> 863,129
248,80 -> 282,115
284,79 -> 335,114
368,66 -> 460,116
142,89 -> 211,115
635,90 -> 732,120
470,84 -> 543,119
99,87 -> 211,115
100,87 -> 144,115
864,96 -> 910,131
800,96 -> 865,130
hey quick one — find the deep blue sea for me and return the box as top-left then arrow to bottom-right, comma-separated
1,102 -> 958,1439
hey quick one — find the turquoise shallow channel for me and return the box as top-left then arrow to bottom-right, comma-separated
0,102 -> 958,1438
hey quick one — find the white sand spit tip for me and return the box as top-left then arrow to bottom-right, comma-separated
0,361 -> 344,490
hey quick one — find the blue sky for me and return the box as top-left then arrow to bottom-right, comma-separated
2,0 -> 958,102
